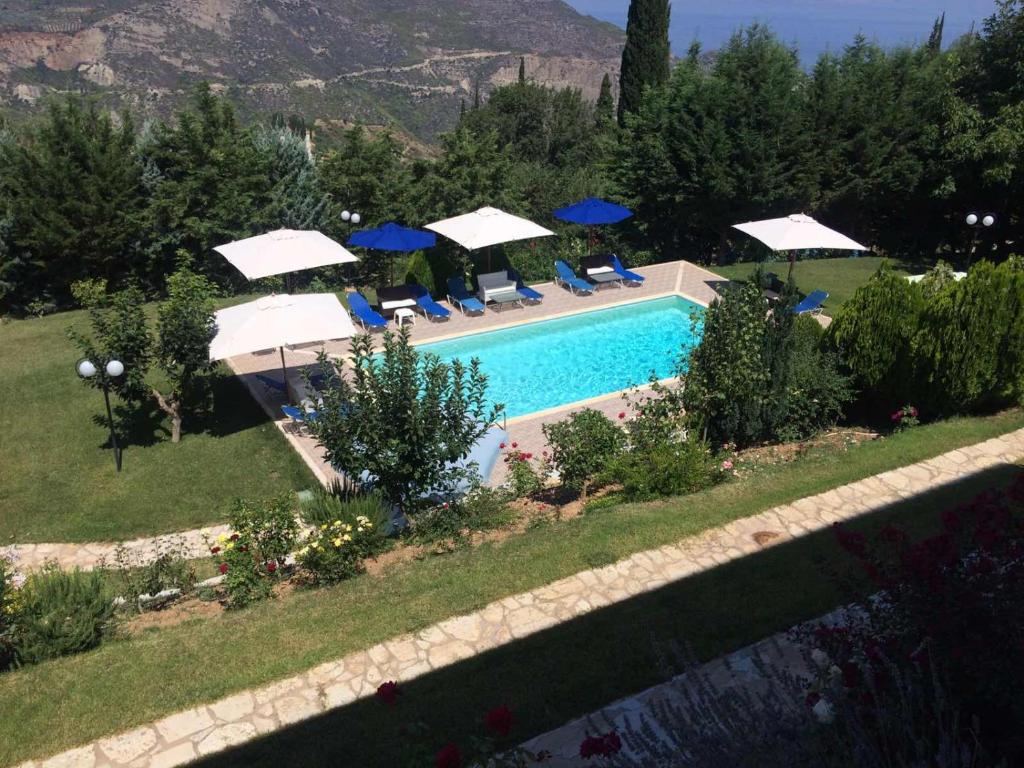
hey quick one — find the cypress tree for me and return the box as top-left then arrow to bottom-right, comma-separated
473,79 -> 481,109
518,56 -> 526,84
926,12 -> 945,54
617,0 -> 671,125
595,73 -> 615,126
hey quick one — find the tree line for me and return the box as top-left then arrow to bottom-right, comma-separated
0,1 -> 1021,314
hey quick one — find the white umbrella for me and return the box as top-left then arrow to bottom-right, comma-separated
214,230 -> 359,281
210,293 -> 356,379
732,213 -> 868,279
425,206 -> 554,269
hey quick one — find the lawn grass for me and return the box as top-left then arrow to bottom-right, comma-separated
1,408 -> 1021,766
0,307 -> 316,543
712,256 -> 912,312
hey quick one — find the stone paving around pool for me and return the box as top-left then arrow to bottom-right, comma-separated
14,427 -> 1024,768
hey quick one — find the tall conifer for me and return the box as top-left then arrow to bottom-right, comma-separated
618,0 -> 671,124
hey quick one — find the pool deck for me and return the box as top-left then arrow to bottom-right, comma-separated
227,260 -> 729,487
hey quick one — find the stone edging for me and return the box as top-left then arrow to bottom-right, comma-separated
11,428 -> 1024,768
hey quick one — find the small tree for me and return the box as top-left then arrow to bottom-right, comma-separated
309,329 -> 499,514
68,280 -> 152,404
151,261 -> 217,442
542,409 -> 624,499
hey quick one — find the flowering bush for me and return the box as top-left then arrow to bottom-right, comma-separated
227,495 -> 300,565
543,409 -> 624,498
814,474 -> 1024,763
889,404 -> 919,431
501,443 -> 544,498
297,515 -> 378,585
213,532 -> 275,609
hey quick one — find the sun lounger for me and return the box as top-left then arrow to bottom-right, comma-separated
793,290 -> 829,315
346,292 -> 387,329
446,277 -> 486,315
610,254 -> 644,284
508,268 -> 543,303
411,285 -> 452,322
554,260 -> 595,295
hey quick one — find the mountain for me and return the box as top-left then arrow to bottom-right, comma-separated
0,0 -> 624,140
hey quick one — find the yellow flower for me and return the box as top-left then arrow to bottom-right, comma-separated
342,533 -> 352,542
216,533 -> 228,543
320,524 -> 327,531
332,537 -> 343,548
298,546 -> 309,556
344,524 -> 353,532
333,520 -> 342,527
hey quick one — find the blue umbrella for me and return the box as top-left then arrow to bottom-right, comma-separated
347,222 -> 436,283
553,197 -> 633,254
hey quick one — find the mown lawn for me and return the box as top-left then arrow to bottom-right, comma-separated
1,408 -> 1021,766
0,307 -> 316,543
713,256 -> 913,312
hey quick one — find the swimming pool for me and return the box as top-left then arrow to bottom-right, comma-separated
416,296 -> 705,419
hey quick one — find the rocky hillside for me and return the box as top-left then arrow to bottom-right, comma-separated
0,0 -> 624,140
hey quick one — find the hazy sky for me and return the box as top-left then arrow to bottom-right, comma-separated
564,0 -> 1001,62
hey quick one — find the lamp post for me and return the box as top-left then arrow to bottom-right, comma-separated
964,212 -> 996,269
341,210 -> 361,226
76,357 -> 125,472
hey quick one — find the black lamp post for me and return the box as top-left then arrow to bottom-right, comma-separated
76,357 -> 125,472
965,211 -> 996,268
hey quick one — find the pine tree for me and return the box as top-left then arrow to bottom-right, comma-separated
595,73 -> 615,126
617,0 -> 671,125
926,12 -> 945,54
518,56 -> 526,84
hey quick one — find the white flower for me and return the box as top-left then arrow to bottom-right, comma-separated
812,698 -> 835,724
11,572 -> 26,590
811,649 -> 830,668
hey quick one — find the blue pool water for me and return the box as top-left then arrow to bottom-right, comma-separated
417,296 -> 705,418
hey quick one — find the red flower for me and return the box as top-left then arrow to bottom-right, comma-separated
804,691 -> 821,707
910,407 -> 918,417
376,681 -> 399,706
579,731 -> 621,759
499,442 -> 506,449
229,533 -> 240,541
511,442 -> 518,449
618,412 -> 626,420
485,705 -> 514,737
218,563 -> 228,574
210,546 -> 221,554
435,742 -> 461,768
266,561 -> 277,574
524,453 -> 533,460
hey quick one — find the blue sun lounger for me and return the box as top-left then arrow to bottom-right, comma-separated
610,255 -> 645,285
508,268 -> 543,303
347,292 -> 387,330
446,277 -> 486,315
281,404 -> 319,429
793,290 -> 829,316
412,285 -> 452,322
554,260 -> 595,295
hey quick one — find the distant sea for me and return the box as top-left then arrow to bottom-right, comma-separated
564,0 -> 1000,64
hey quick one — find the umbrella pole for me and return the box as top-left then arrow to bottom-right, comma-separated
279,347 -> 288,387
787,252 -> 796,282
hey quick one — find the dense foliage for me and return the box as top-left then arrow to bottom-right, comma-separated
309,329 -> 499,514
542,409 -> 624,498
684,281 -> 851,448
2,3 -> 1018,313
830,259 -> 1024,417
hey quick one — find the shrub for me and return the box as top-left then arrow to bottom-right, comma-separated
603,435 -> 721,502
828,262 -> 923,407
299,481 -> 392,536
14,565 -> 114,665
297,515 -> 380,585
542,409 -> 624,498
109,540 -> 196,612
309,329 -> 499,515
501,444 -> 543,498
228,495 -> 300,566
889,404 -> 919,432
0,552 -> 23,669
217,536 -> 275,609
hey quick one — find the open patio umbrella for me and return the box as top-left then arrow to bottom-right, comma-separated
214,230 -> 359,281
209,293 -> 356,380
425,206 -> 554,270
553,197 -> 633,254
346,222 -> 436,284
732,214 -> 868,280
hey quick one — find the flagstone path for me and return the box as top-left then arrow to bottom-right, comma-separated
12,428 -> 1024,768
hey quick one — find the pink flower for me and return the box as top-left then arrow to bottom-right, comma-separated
721,459 -> 733,470
617,412 -> 626,420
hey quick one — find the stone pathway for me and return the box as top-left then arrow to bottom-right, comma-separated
13,428 -> 1024,768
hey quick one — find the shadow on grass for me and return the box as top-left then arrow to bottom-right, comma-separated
192,463 -> 1021,767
